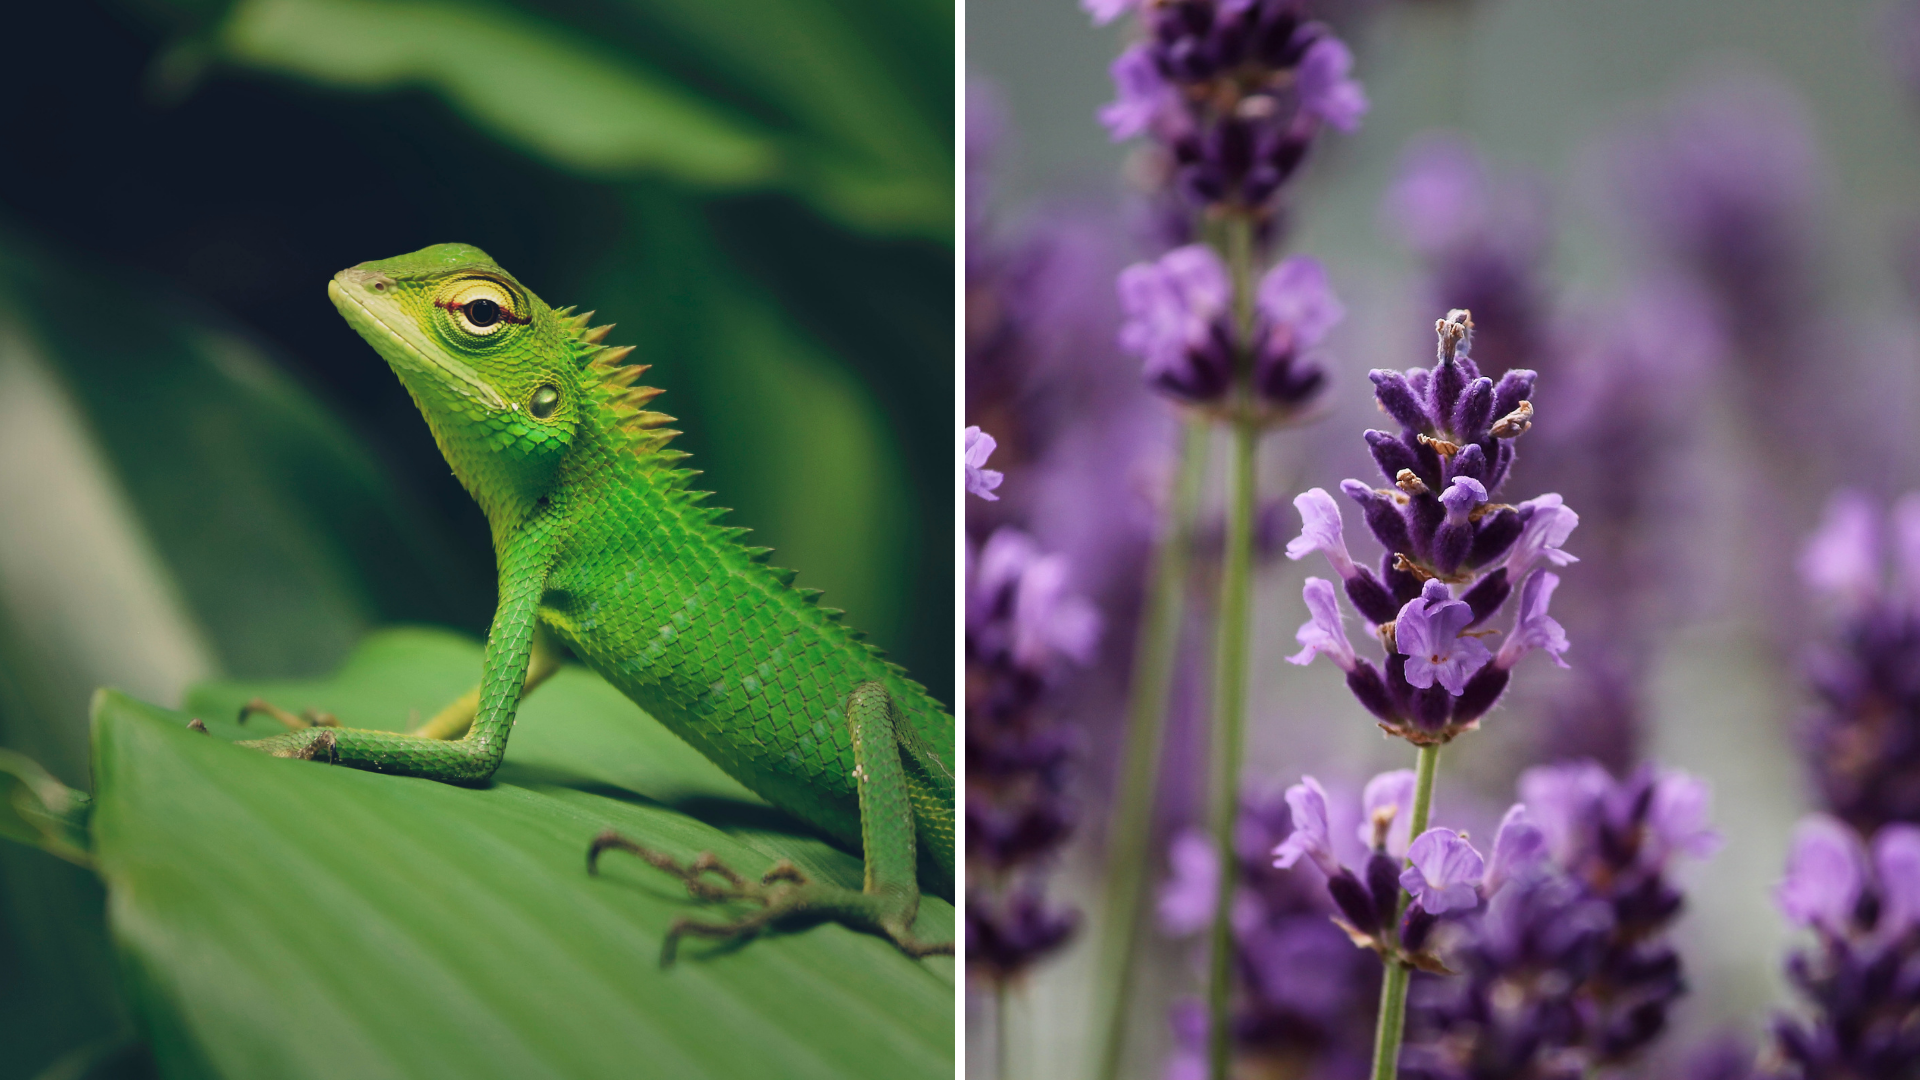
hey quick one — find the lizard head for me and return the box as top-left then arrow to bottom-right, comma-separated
329,243 -> 584,522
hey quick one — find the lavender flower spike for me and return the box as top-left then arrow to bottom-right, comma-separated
1776,814 -> 1867,935
1494,571 -> 1570,670
1359,769 -> 1417,856
964,425 -> 1004,501
1396,585 -> 1492,695
1401,828 -> 1485,915
1286,488 -> 1358,579
1290,577 -> 1359,671
1273,776 -> 1342,878
1481,805 -> 1548,896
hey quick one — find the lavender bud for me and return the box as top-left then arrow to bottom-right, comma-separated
1467,508 -> 1523,569
1450,664 -> 1511,725
1491,369 -> 1537,418
1366,851 -> 1403,928
1366,429 -> 1423,485
1400,905 -> 1439,953
1429,353 -> 1468,424
1460,566 -> 1512,624
1451,377 -> 1495,443
1346,660 -> 1398,722
1344,567 -> 1403,625
1449,442 -> 1488,488
1371,370 -> 1433,434
1328,866 -> 1381,935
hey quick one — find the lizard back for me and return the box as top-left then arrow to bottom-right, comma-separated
536,334 -> 955,895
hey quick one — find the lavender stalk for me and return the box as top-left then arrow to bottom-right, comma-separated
1092,417 -> 1209,1080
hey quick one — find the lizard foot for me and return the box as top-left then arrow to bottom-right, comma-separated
237,698 -> 340,731
586,830 -> 951,965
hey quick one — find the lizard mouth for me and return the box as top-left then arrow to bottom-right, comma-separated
328,273 -> 507,411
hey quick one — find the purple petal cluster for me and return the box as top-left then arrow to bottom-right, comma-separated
1769,815 -> 1920,1077
1267,774 -> 1545,965
1095,0 -> 1367,214
1159,785 -> 1382,1080
1403,762 -> 1719,1079
965,527 -> 1103,980
1116,245 -> 1340,408
1286,310 -> 1574,744
964,425 -> 1005,501
1797,492 -> 1920,835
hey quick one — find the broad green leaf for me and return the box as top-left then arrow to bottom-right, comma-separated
91,629 -> 952,1080
215,0 -> 777,187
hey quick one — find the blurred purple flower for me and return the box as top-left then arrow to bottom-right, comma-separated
964,425 -> 1004,501
1482,804 -> 1548,896
1873,824 -> 1920,941
1081,0 -> 1136,26
1776,814 -> 1867,935
1097,0 -> 1366,214
1117,244 -> 1235,402
1799,491 -> 1881,608
1252,256 -> 1341,408
1296,36 -> 1369,132
1396,586 -> 1492,695
1158,831 -> 1219,936
1099,44 -> 1177,142
1401,828 -> 1485,915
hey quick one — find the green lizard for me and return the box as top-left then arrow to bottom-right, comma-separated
233,243 -> 953,960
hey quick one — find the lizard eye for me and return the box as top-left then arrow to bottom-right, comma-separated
464,298 -> 500,327
529,385 -> 560,419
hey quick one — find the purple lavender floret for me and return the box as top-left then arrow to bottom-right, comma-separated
1116,247 -> 1343,409
1797,491 -> 1920,835
1160,784 -> 1382,1080
1286,310 -> 1572,744
1768,815 -> 1920,1079
1403,763 -> 1718,1079
1095,0 -> 1367,215
965,528 -> 1103,979
965,425 -> 1005,501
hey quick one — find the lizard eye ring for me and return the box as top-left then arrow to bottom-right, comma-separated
439,281 -> 522,337
529,385 -> 560,419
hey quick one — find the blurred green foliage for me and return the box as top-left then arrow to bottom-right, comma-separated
0,0 -> 951,1075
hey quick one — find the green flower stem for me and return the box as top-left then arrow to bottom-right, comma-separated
1205,214 -> 1260,1080
1369,743 -> 1442,1080
1092,416 -> 1211,1080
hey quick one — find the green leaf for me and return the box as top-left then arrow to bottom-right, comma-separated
214,0 -> 778,187
91,629 -> 952,1080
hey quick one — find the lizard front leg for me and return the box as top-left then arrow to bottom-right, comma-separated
589,681 -> 952,962
231,508 -> 560,783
